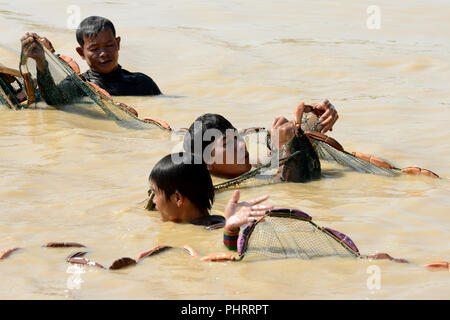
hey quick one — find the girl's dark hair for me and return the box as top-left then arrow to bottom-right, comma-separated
76,16 -> 116,46
149,153 -> 215,215
183,113 -> 236,159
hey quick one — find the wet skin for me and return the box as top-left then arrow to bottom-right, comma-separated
75,29 -> 121,74
150,181 -> 204,223
206,131 -> 251,178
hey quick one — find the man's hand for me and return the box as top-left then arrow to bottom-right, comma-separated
20,32 -> 54,72
224,190 -> 273,231
310,99 -> 338,133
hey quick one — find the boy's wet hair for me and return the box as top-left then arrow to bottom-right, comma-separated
183,113 -> 236,159
76,16 -> 116,46
150,152 -> 215,215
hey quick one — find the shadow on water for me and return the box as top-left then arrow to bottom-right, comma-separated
158,94 -> 186,99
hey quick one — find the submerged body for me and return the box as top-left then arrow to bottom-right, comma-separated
37,63 -> 161,106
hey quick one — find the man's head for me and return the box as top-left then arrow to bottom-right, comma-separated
75,16 -> 120,74
183,113 -> 251,178
149,153 -> 215,222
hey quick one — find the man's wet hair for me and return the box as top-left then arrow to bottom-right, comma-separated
150,152 -> 215,215
76,16 -> 116,46
183,113 -> 236,158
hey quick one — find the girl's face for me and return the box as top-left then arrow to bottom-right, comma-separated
207,132 -> 251,178
150,181 -> 181,222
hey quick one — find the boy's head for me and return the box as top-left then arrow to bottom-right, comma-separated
149,153 -> 215,222
183,113 -> 251,178
75,16 -> 120,74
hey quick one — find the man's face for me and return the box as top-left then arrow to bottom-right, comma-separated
207,131 -> 251,178
150,181 -> 181,222
76,29 -> 120,74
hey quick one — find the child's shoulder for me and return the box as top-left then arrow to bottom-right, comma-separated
189,215 -> 225,229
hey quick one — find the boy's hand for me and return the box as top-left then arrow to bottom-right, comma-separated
21,32 -> 54,72
224,190 -> 273,231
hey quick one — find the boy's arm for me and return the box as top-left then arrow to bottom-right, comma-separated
199,226 -> 240,262
223,227 -> 240,251
222,190 -> 272,251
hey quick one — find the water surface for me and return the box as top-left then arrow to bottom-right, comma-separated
0,0 -> 449,299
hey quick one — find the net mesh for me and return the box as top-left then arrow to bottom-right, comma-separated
0,79 -> 13,109
0,73 -> 21,110
214,116 -> 323,192
19,41 -> 171,131
239,211 -> 359,262
312,139 -> 400,176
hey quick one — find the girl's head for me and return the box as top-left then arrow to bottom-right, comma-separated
183,113 -> 251,178
149,152 -> 215,223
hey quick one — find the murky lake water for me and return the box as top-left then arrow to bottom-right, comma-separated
0,0 -> 449,299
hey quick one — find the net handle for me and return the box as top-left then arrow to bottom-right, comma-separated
322,227 -> 360,257
305,131 -> 344,152
265,208 -> 312,220
0,66 -> 21,78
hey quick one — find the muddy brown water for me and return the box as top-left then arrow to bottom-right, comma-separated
0,0 -> 449,299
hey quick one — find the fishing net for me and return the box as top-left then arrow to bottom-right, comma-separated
0,77 -> 15,110
146,112 -> 439,210
19,40 -> 171,131
0,65 -> 26,110
214,114 -> 324,191
306,131 -> 439,178
237,208 -> 360,262
236,111 -> 439,187
311,137 -> 399,176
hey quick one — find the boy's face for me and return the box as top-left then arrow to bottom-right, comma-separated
76,29 -> 120,74
150,181 -> 181,222
207,131 -> 251,178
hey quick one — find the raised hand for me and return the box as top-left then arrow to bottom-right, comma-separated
20,32 -> 54,72
224,190 -> 273,231
269,116 -> 296,150
310,99 -> 338,134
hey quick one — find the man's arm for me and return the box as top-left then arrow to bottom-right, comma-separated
21,33 -> 85,107
36,62 -> 85,107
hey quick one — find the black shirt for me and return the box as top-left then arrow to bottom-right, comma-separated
189,215 -> 225,229
82,66 -> 161,96
37,63 -> 161,107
